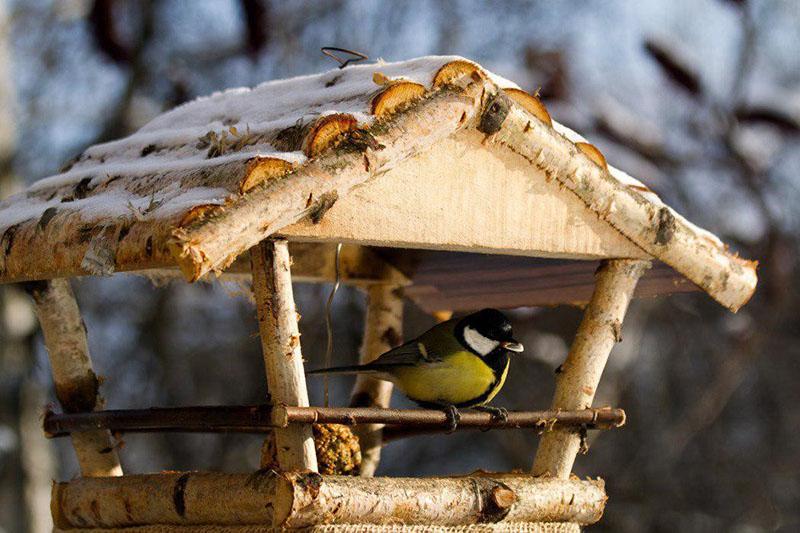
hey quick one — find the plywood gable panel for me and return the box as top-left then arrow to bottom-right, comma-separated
279,130 -> 649,261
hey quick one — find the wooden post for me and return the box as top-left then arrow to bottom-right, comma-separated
250,239 -> 317,471
349,285 -> 403,476
532,259 -> 649,478
25,279 -> 122,477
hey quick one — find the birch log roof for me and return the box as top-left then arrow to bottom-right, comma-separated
0,56 -> 757,311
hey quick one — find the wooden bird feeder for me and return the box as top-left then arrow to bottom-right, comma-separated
0,56 -> 757,531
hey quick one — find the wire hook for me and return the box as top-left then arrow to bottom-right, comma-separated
323,243 -> 343,407
321,47 -> 368,69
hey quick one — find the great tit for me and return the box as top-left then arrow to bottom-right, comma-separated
308,308 -> 523,430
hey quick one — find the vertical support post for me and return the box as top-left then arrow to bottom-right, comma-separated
250,239 -> 318,472
349,284 -> 403,476
26,279 -> 122,477
532,259 -> 650,478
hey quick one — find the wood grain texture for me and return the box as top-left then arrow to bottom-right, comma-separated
279,131 -> 648,261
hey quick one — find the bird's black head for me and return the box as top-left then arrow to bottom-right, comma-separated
457,308 -> 524,356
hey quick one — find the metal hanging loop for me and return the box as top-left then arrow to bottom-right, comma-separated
321,47 -> 368,69
323,243 -> 343,407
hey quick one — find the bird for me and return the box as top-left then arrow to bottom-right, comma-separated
307,308 -> 523,430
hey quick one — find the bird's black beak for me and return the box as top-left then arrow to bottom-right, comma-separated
500,340 -> 524,353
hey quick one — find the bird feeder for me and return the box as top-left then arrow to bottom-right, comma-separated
0,56 -> 757,531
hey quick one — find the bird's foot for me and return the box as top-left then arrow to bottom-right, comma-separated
475,405 -> 509,423
442,405 -> 461,433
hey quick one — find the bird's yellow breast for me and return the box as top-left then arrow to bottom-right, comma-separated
392,351 -> 508,407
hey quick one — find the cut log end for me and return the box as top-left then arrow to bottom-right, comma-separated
172,205 -> 227,282
575,142 -> 608,170
433,60 -> 485,88
171,242 -> 205,282
504,88 -> 553,126
372,72 -> 390,86
302,114 -> 359,158
727,258 -> 759,312
240,157 -> 296,194
371,82 -> 426,117
178,204 -> 221,229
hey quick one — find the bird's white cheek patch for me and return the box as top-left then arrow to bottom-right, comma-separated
463,325 -> 500,355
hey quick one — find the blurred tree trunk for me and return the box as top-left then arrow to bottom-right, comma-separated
0,0 -> 53,531
20,380 -> 55,533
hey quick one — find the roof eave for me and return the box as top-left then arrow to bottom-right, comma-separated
172,74 -> 489,281
482,91 -> 757,311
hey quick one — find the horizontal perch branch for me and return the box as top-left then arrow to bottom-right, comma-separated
43,405 -> 625,437
272,405 -> 624,430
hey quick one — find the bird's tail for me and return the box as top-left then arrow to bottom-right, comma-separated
306,363 -> 381,376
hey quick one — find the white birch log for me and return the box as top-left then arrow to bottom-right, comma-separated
250,239 -> 317,471
52,472 -> 602,529
174,78 -> 488,281
349,284 -> 404,476
26,279 -> 122,477
532,259 -> 649,478
51,472 -> 276,528
274,472 -> 606,528
487,98 -> 756,312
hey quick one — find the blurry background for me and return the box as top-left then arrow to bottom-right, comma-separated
0,0 -> 798,531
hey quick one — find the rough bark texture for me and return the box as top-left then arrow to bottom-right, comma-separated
51,472 -> 276,528
250,239 -> 317,471
274,472 -> 605,528
489,102 -> 757,311
349,284 -> 404,476
532,259 -> 649,478
52,473 -> 602,530
0,158 -> 253,284
26,279 -> 122,477
272,406 -> 624,431
174,79 -> 487,281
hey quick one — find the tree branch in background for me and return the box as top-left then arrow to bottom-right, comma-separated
91,0 -> 156,143
89,0 -> 130,64
734,105 -> 800,135
523,47 -> 569,101
643,38 -> 702,97
240,0 -> 270,58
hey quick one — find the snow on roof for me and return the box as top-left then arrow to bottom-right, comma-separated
0,55 -> 751,307
3,55 -> 706,236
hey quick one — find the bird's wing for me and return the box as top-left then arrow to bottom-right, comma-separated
369,341 -> 443,368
